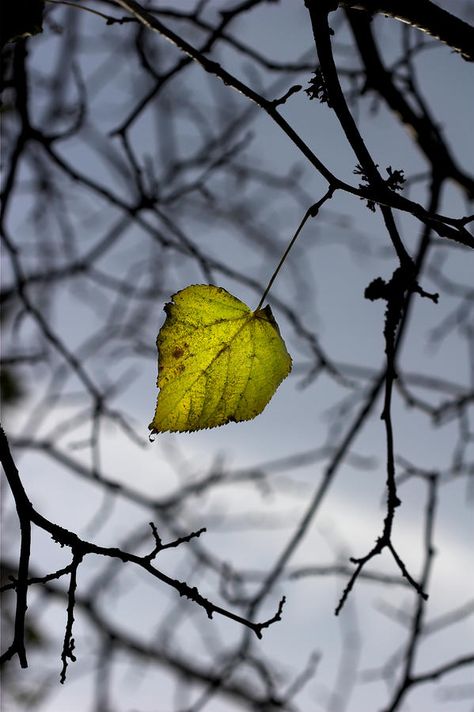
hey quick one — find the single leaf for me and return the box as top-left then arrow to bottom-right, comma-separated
149,284 -> 292,433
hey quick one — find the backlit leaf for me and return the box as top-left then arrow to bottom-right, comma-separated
149,284 -> 292,433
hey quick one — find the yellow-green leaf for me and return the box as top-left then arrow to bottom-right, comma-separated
149,284 -> 292,433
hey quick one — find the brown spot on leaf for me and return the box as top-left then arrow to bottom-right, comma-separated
172,346 -> 184,359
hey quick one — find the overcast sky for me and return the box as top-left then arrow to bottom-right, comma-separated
2,2 -> 474,711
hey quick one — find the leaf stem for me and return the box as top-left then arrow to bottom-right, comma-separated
255,187 -> 335,311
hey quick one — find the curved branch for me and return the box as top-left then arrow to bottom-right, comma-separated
0,425 -> 284,664
338,0 -> 474,62
345,9 -> 474,200
0,425 -> 31,669
110,0 -> 474,250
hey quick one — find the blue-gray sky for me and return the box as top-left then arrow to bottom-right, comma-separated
2,1 -> 473,711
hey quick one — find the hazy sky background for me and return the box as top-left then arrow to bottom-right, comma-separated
2,1 -> 474,711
